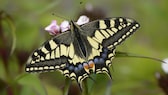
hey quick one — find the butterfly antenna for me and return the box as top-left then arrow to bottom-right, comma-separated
52,12 -> 70,21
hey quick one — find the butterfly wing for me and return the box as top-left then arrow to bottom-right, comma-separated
25,28 -> 91,89
26,17 -> 140,90
81,17 -> 140,49
26,31 -> 73,72
80,17 -> 140,76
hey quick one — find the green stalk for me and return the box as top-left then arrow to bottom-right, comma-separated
0,11 -> 16,55
115,51 -> 166,63
63,78 -> 71,95
105,80 -> 112,95
83,79 -> 89,95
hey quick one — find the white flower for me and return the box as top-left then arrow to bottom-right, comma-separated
161,58 -> 168,74
60,20 -> 70,32
85,3 -> 93,12
76,15 -> 89,25
45,20 -> 60,35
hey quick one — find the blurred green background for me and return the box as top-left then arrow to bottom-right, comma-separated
0,0 -> 168,95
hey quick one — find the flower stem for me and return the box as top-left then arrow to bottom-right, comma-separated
63,78 -> 71,95
116,51 -> 166,63
0,11 -> 16,55
83,79 -> 89,95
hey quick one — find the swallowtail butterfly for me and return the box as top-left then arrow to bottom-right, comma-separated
26,17 -> 140,89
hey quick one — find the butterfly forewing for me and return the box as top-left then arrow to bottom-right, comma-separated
81,17 -> 140,49
26,17 -> 140,89
26,31 -> 72,72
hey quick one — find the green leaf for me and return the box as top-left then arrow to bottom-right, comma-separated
20,86 -> 37,95
8,57 -> 19,78
0,58 -> 6,81
18,74 -> 47,95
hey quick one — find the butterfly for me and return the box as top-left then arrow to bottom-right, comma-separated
25,17 -> 140,89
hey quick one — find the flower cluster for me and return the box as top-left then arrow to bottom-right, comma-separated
45,15 -> 89,35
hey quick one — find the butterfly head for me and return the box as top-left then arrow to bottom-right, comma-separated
70,21 -> 82,32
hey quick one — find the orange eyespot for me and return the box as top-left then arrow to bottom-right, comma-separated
83,63 -> 90,74
88,61 -> 95,73
88,62 -> 95,68
83,63 -> 89,70
83,61 -> 96,74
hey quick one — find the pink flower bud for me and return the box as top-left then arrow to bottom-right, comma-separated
45,20 -> 60,35
45,15 -> 90,35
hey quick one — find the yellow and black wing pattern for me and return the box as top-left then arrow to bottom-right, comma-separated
26,17 -> 140,89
